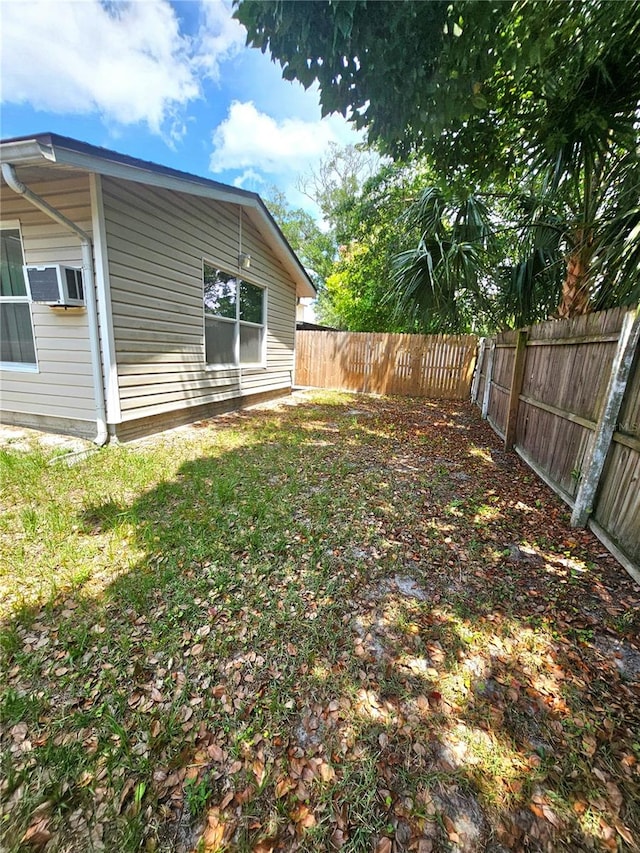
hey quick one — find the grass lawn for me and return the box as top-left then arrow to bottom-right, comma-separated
1,391 -> 639,853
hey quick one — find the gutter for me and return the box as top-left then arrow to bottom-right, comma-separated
0,140 -> 55,164
1,163 -> 108,446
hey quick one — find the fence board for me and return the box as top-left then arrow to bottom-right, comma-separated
618,344 -> 640,438
487,339 -> 513,434
594,443 -> 640,564
295,330 -> 477,400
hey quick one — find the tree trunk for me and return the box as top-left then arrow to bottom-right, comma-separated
557,229 -> 594,319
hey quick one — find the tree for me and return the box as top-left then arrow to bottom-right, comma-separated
297,142 -> 380,242
293,144 -> 391,328
391,186 -> 499,333
263,188 -> 336,291
316,159 -> 438,331
235,0 -> 640,320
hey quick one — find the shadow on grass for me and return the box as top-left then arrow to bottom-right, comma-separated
1,395 -> 639,852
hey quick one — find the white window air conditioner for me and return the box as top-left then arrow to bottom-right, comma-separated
25,264 -> 85,307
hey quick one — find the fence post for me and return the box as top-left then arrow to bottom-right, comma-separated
571,308 -> 640,528
481,339 -> 496,419
471,337 -> 486,404
504,329 -> 529,450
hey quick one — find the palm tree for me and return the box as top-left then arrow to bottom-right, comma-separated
396,1 -> 640,329
389,186 -> 499,333
513,0 -> 640,318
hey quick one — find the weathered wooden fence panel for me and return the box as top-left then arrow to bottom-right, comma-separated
295,331 -> 478,400
592,336 -> 640,565
486,333 -> 517,437
472,306 -> 640,578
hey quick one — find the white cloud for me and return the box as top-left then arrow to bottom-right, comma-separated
209,101 -> 346,175
195,0 -> 247,81
0,0 -> 244,133
233,169 -> 265,189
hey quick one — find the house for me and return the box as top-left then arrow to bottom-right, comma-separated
295,321 -> 339,331
0,133 -> 315,442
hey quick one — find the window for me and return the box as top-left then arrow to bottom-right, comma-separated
0,227 -> 36,368
203,264 -> 265,367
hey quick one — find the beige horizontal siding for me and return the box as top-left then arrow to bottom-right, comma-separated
1,176 -> 96,422
239,371 -> 292,394
102,177 -> 297,421
118,364 -> 237,383
116,384 -> 240,421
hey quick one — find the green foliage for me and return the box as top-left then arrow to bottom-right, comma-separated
236,1 -> 639,172
319,243 -> 394,332
184,776 -> 211,817
391,186 -> 498,333
298,142 -> 380,243
316,159 -> 437,331
264,188 -> 336,290
233,1 -> 448,157
236,0 -> 640,322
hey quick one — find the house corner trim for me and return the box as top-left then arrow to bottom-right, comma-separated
90,173 -> 121,424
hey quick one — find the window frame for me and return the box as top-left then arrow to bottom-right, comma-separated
0,221 -> 38,373
202,261 -> 267,371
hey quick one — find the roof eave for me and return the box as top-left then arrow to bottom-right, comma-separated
0,134 -> 317,300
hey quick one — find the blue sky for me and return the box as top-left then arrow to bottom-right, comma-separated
0,0 -> 363,216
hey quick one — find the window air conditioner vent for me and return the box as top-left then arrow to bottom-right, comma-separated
25,265 -> 85,306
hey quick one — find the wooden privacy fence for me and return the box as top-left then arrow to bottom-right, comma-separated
296,330 -> 478,400
472,306 -> 640,578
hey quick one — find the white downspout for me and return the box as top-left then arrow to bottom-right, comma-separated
238,208 -> 243,396
2,163 -> 108,446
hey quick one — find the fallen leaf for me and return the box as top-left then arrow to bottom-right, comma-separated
119,779 -> 135,814
252,759 -> 266,785
219,792 -> 234,809
234,785 -> 254,805
202,808 -> 225,851
290,803 -> 316,833
613,821 -> 634,846
208,744 -> 225,762
605,781 -> 623,813
275,777 -> 295,799
541,804 -> 560,828
11,723 -> 28,742
21,820 -> 52,849
330,828 -> 347,848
